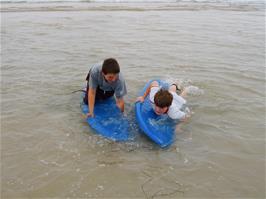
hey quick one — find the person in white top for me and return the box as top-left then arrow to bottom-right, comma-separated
136,80 -> 191,121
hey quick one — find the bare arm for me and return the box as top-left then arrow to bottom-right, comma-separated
116,97 -> 125,112
136,81 -> 159,102
87,88 -> 96,117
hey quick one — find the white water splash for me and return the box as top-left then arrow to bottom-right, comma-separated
185,85 -> 204,96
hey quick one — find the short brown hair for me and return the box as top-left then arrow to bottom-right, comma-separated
102,58 -> 120,75
154,89 -> 173,108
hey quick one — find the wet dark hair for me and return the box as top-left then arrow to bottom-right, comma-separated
102,58 -> 120,75
154,89 -> 173,108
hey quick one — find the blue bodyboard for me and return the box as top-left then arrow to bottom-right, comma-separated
81,92 -> 132,141
135,80 -> 176,148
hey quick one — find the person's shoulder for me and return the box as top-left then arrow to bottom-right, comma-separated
167,104 -> 185,120
117,73 -> 126,83
90,62 -> 103,75
170,91 -> 186,104
92,61 -> 103,71
168,102 -> 179,112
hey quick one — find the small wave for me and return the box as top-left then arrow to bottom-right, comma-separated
1,0 -> 264,3
1,0 -> 263,13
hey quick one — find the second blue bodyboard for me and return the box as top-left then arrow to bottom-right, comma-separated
135,80 -> 176,148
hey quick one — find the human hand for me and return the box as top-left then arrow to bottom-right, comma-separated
136,96 -> 145,103
87,112 -> 94,118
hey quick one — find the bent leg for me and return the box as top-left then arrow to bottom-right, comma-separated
169,84 -> 178,93
179,87 -> 188,98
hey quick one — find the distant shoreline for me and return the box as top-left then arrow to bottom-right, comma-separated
1,1 -> 264,13
1,0 -> 265,3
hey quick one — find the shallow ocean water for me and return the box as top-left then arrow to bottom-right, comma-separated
1,1 -> 265,198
